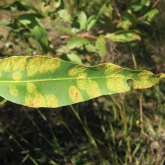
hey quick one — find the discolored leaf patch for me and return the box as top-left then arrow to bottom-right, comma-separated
0,56 -> 164,108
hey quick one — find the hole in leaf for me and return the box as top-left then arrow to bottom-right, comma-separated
127,79 -> 133,88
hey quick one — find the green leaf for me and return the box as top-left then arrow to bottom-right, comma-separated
56,46 -> 70,54
85,44 -> 96,52
2,0 -> 38,12
77,11 -> 87,31
0,21 -> 11,26
55,26 -> 77,36
18,14 -> 49,53
127,0 -> 150,12
61,53 -> 82,64
105,30 -> 141,42
140,9 -> 159,25
0,96 -> 7,105
0,56 -> 164,108
67,37 -> 90,49
57,9 -> 71,22
95,35 -> 106,56
117,9 -> 136,30
87,2 -> 107,31
16,0 -> 38,12
117,21 -> 132,30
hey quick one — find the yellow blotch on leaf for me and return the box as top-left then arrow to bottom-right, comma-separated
69,65 -> 86,76
2,57 -> 27,73
39,58 -> 60,73
87,81 -> 100,99
77,79 -> 100,98
96,63 -> 106,70
25,93 -> 46,107
26,56 -> 60,76
49,58 -> 60,73
69,86 -> 83,102
26,57 -> 40,77
138,70 -> 153,78
46,94 -> 58,108
27,83 -> 37,94
77,79 -> 87,91
13,72 -> 21,81
107,78 -> 129,93
133,78 -> 159,89
105,63 -> 122,76
9,85 -> 18,96
78,73 -> 87,78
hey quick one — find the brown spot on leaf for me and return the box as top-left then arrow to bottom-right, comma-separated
69,86 -> 83,102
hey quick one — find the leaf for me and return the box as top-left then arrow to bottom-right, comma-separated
85,44 -> 96,52
77,11 -> 87,31
61,53 -> 82,64
0,21 -> 11,26
57,9 -> 71,22
18,14 -> 49,53
95,35 -> 106,56
117,21 -> 132,30
0,96 -> 7,105
0,56 -> 164,108
55,26 -> 77,36
2,0 -> 38,12
87,2 -> 107,31
127,0 -> 150,12
67,37 -> 90,49
117,10 -> 136,30
139,9 -> 159,25
15,0 -> 38,12
105,30 -> 141,42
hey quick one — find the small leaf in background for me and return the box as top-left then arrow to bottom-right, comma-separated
105,30 -> 141,42
54,0 -> 61,8
55,0 -> 64,11
127,0 -> 151,12
18,14 -> 49,53
67,37 -> 90,49
122,9 -> 136,22
57,9 -> 71,22
77,11 -> 87,31
16,0 -> 38,12
0,21 -> 11,26
56,46 -> 70,54
139,9 -> 159,25
0,56 -> 164,108
0,96 -> 7,105
117,21 -> 132,30
117,10 -> 136,30
61,53 -> 82,64
0,21 -> 19,32
3,0 -> 38,12
85,44 -> 96,52
104,4 -> 113,22
87,2 -> 107,31
40,2 -> 51,17
86,15 -> 97,31
55,26 -> 77,36
95,35 -> 106,57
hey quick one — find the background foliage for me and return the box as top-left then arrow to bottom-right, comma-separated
0,0 -> 165,164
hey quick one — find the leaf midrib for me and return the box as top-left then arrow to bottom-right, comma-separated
0,76 -> 154,83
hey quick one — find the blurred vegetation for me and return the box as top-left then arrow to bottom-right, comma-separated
0,0 -> 165,164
